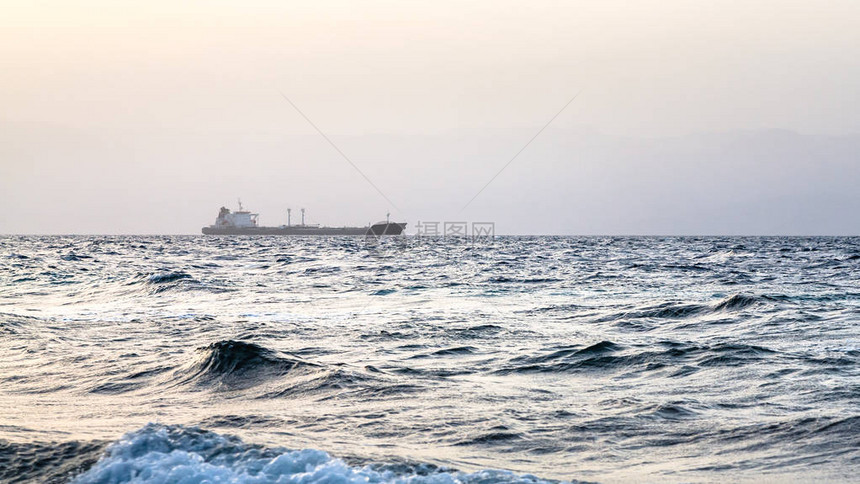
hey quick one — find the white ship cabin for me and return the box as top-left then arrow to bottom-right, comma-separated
215,206 -> 258,228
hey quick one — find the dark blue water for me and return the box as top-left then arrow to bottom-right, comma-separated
1,236 -> 858,483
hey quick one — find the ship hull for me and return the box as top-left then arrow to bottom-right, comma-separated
202,222 -> 406,236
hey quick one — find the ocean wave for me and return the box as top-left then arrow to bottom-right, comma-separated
0,312 -> 53,337
495,340 -> 779,375
199,414 -> 287,429
123,271 -> 197,295
700,415 -> 860,459
257,365 -> 421,401
410,346 -> 478,358
145,272 -> 193,285
595,294 -> 773,323
172,341 -> 407,399
0,439 -> 107,484
175,340 -> 319,388
455,426 -> 524,446
123,271 -> 234,295
60,253 -> 93,262
487,276 -> 563,284
71,424 -> 571,484
645,401 -> 701,420
711,294 -> 761,312
83,365 -> 175,395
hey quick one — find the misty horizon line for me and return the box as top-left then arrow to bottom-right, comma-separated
3,232 -> 858,237
5,119 -> 858,235
5,119 -> 860,139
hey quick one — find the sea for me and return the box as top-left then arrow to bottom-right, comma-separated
0,235 -> 858,483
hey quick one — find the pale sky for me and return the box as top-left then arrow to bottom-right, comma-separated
1,1 -> 859,234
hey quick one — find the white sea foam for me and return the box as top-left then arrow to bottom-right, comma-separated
72,424 -> 561,484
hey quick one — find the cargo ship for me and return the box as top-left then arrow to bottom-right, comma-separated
201,203 -> 406,236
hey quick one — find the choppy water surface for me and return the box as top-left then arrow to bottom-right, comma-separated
1,236 -> 858,483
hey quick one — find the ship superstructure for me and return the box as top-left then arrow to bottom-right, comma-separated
212,203 -> 258,229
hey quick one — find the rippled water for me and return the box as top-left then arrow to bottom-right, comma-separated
1,236 -> 858,483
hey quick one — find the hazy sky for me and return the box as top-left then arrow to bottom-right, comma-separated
2,1 -> 859,234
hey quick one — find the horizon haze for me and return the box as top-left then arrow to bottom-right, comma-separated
2,1 -> 859,235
